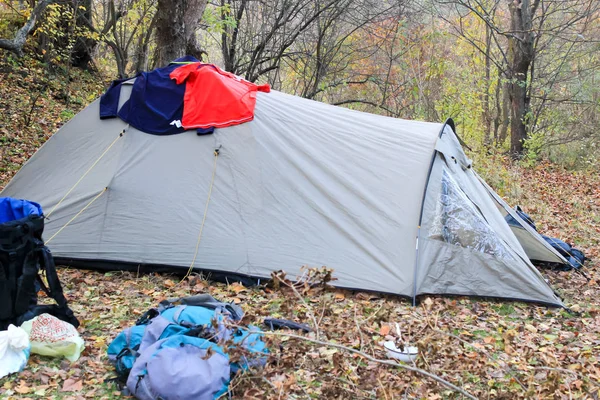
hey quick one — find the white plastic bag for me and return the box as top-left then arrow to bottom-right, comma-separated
21,314 -> 85,362
0,324 -> 30,378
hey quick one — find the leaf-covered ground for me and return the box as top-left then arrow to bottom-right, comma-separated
1,56 -> 599,399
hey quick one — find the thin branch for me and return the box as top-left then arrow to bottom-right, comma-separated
0,0 -> 52,55
272,273 -> 321,340
534,366 -> 600,388
354,304 -> 365,352
333,99 -> 400,117
438,0 -> 523,42
235,327 -> 478,400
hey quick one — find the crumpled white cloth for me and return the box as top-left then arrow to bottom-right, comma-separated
0,324 -> 30,378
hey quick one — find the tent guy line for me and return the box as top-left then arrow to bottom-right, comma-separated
183,147 -> 221,283
46,126 -> 128,218
46,187 -> 107,244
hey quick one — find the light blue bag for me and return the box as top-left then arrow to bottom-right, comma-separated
106,324 -> 146,381
107,306 -> 219,382
107,294 -> 269,398
126,335 -> 230,400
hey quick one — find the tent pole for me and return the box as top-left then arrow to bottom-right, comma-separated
411,118 -> 455,306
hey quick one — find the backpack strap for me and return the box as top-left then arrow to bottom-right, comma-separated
173,305 -> 188,324
0,256 -> 13,325
203,306 -> 236,342
177,304 -> 233,340
135,308 -> 159,325
160,294 -> 244,321
35,243 -> 79,328
2,219 -> 37,320
117,328 -> 140,359
13,249 -> 39,316
115,344 -> 139,363
7,250 -> 20,311
0,257 -> 7,282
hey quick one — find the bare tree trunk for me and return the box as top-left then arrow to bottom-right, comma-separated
77,0 -> 128,77
0,0 -> 50,55
507,0 -> 537,155
133,16 -> 157,74
482,23 -> 492,147
221,0 -> 246,73
71,0 -> 95,69
155,0 -> 207,67
106,41 -> 127,78
107,0 -> 127,78
132,10 -> 159,75
492,69 -> 501,144
498,72 -> 511,145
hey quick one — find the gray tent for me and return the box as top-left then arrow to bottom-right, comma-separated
1,81 -> 568,306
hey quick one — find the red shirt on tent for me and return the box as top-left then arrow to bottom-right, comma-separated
170,63 -> 270,129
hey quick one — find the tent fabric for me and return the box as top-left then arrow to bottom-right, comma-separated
0,197 -> 43,224
0,80 -> 566,307
415,154 -> 561,306
475,173 -> 567,265
412,126 -> 563,306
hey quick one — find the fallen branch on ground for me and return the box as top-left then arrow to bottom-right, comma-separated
233,325 -> 478,399
272,273 -> 321,340
534,366 -> 600,388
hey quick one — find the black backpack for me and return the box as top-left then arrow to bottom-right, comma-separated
0,207 -> 78,330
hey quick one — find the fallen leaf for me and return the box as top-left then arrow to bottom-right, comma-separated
379,325 -> 390,335
505,344 -> 515,355
534,371 -> 548,380
570,304 -> 581,312
14,381 -> 31,394
229,282 -> 246,293
61,379 -> 83,392
164,279 -> 175,288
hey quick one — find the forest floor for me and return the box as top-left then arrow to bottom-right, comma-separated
0,57 -> 599,399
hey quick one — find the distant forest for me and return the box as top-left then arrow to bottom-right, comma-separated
1,0 -> 599,163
